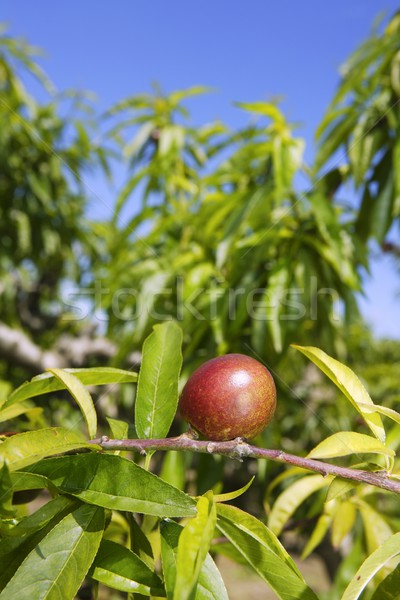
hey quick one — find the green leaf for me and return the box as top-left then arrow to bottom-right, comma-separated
235,101 -> 285,124
169,86 -> 212,106
0,428 -> 97,471
371,158 -> 394,243
106,416 -> 129,439
268,475 -> 330,536
301,502 -> 336,559
0,496 -> 79,590
0,503 -> 105,600
331,500 -> 356,549
135,321 -> 183,439
357,403 -> 400,426
292,345 -> 385,442
307,432 -> 394,460
89,539 -> 165,596
5,367 -> 138,409
341,533 -> 400,600
2,495 -> 76,538
213,477 -> 254,503
10,471 -> 56,497
358,500 -> 393,555
159,451 -> 186,490
266,262 -> 289,353
216,504 -> 318,600
47,369 -> 97,439
26,453 -> 196,518
371,564 -> 400,600
0,462 -> 14,516
326,477 -> 358,502
0,401 -> 40,423
160,519 -> 229,600
174,493 -> 217,600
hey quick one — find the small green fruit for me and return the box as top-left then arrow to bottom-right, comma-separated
179,353 -> 276,441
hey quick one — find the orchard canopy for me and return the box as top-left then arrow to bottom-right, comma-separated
0,13 -> 399,377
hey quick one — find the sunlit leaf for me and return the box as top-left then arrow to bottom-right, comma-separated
307,432 -> 394,461
135,321 -> 183,439
26,453 -> 196,518
292,345 -> 385,442
160,518 -> 229,600
5,367 -> 138,409
213,477 -> 254,503
0,428 -> 97,471
47,369 -> 97,439
174,493 -> 217,600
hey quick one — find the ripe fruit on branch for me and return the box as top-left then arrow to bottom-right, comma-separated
179,354 -> 276,441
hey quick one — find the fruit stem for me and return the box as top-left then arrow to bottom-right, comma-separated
90,435 -> 400,495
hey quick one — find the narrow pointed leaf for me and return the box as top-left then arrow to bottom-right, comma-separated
292,345 -> 385,442
342,533 -> 400,600
268,475 -> 330,536
5,367 -> 138,409
307,432 -> 394,460
0,496 -> 79,590
0,503 -> 105,600
26,453 -> 196,517
48,369 -> 97,439
0,462 -> 13,516
357,403 -> 400,426
174,493 -> 217,600
371,564 -> 400,600
0,428 -> 97,471
213,477 -> 254,503
160,519 -> 228,600
216,504 -> 318,600
331,500 -> 356,549
135,321 -> 183,439
89,539 -> 165,596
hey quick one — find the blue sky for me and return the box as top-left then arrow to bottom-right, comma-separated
2,0 -> 400,337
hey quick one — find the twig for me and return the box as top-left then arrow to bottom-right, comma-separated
89,434 -> 400,494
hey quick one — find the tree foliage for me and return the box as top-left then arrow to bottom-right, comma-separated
0,10 -> 400,599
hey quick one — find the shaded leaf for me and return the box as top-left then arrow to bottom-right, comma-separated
216,504 -> 318,599
0,503 -> 105,600
89,539 -> 165,596
0,496 -> 79,590
331,500 -> 356,549
342,533 -> 400,600
371,564 -> 400,600
0,462 -> 14,516
268,475 -> 330,536
160,519 -> 228,600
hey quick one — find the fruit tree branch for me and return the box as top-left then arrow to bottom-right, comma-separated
90,434 -> 400,494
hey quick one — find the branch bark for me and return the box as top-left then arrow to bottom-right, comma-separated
90,434 -> 400,495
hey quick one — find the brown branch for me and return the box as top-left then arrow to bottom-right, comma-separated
90,435 -> 400,495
